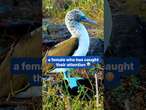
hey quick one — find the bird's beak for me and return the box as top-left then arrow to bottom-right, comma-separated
81,17 -> 97,25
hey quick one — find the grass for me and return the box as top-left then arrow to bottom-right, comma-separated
43,94 -> 103,110
104,75 -> 145,110
125,0 -> 146,19
42,66 -> 104,110
42,79 -> 104,110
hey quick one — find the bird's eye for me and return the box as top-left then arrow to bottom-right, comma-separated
75,15 -> 86,22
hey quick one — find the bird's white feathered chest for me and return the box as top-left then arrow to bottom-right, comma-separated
71,24 -> 90,56
51,24 -> 90,73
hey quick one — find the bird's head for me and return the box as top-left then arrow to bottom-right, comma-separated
65,9 -> 97,25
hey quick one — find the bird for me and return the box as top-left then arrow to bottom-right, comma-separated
42,9 -> 97,91
0,27 -> 41,98
0,9 -> 97,98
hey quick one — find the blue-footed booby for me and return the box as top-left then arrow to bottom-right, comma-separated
43,9 -> 97,89
0,9 -> 96,98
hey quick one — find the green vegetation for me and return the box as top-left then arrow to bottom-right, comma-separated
125,0 -> 146,19
42,65 -> 104,110
105,75 -> 146,110
42,71 -> 104,110
43,0 -> 103,21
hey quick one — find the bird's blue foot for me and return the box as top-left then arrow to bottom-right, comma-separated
63,71 -> 83,89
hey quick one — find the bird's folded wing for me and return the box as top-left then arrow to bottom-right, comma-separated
0,27 -> 41,97
42,37 -> 78,73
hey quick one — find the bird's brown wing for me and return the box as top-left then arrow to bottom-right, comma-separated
42,37 -> 78,73
0,27 -> 41,97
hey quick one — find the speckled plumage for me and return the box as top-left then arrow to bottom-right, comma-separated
65,9 -> 90,56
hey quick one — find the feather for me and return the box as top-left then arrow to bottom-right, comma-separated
0,27 -> 41,97
42,37 -> 78,73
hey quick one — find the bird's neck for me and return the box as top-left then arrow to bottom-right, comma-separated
66,21 -> 90,56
